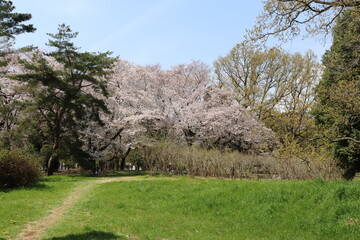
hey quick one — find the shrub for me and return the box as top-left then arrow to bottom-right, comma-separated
136,138 -> 342,180
0,150 -> 43,189
274,137 -> 343,180
138,139 -> 276,179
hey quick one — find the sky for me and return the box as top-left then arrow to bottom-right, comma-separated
13,0 -> 330,69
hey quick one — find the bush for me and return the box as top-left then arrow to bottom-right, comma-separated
0,150 -> 43,189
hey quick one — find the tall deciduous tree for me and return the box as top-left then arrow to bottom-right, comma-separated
214,42 -> 288,119
214,42 -> 319,134
313,9 -> 360,179
10,24 -> 117,175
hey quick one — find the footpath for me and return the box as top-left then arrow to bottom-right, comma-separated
12,176 -> 149,240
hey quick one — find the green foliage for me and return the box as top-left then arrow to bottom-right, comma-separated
43,178 -> 360,240
10,24 -> 117,175
274,135 -> 342,180
0,0 -> 35,69
214,42 -> 319,144
0,149 -> 42,188
313,9 -> 360,180
125,149 -> 143,171
0,0 -> 35,38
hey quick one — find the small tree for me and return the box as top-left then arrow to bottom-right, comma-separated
11,24 -> 117,175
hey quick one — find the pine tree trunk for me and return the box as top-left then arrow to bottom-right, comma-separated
47,129 -> 60,176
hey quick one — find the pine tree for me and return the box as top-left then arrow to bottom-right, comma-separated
0,1 -> 35,150
0,0 -> 35,37
10,24 -> 117,175
0,0 -> 35,67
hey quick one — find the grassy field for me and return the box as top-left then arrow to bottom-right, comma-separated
2,174 -> 360,240
44,176 -> 360,240
0,175 -> 95,239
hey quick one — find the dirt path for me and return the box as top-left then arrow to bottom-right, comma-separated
12,176 -> 156,240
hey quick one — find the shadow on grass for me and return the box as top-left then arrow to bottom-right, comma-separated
24,182 -> 50,189
0,182 -> 51,192
57,170 -> 150,178
1,171 -> 154,191
102,171 -> 150,177
40,177 -> 83,183
44,231 -> 125,240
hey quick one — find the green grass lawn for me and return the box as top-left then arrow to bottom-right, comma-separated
0,175 -> 94,239
40,176 -> 360,240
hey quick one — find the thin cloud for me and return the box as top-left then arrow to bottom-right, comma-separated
88,0 -> 180,52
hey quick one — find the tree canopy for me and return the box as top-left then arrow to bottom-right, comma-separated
214,42 -> 319,135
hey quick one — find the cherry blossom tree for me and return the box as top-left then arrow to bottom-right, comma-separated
83,59 -> 276,170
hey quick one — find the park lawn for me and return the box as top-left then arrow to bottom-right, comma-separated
42,176 -> 360,240
0,175 -> 94,239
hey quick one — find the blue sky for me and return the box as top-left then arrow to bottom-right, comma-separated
13,0 -> 330,69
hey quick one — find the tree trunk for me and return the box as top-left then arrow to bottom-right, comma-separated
47,154 -> 59,176
47,129 -> 61,176
114,156 -> 120,171
120,147 -> 131,171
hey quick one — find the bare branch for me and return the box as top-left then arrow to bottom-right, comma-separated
248,0 -> 360,42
